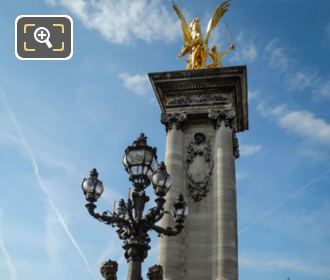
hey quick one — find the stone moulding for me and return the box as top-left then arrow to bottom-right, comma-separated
167,92 -> 230,107
185,132 -> 213,202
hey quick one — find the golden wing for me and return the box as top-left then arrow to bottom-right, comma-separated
204,0 -> 230,45
172,1 -> 193,45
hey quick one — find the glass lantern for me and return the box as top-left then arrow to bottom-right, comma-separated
82,168 -> 104,202
123,133 -> 158,189
151,161 -> 172,196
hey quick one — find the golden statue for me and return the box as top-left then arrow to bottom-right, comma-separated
172,0 -> 234,69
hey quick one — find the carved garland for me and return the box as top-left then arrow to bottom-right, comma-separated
186,133 -> 213,202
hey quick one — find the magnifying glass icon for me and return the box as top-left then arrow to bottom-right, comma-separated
34,27 -> 53,49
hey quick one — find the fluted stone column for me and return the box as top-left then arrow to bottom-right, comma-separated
158,112 -> 187,279
209,110 -> 238,280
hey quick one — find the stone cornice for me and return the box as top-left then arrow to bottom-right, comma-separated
148,66 -> 248,133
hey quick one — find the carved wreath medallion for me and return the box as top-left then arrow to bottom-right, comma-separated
186,133 -> 213,202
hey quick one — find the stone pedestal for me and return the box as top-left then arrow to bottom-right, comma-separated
149,67 -> 248,280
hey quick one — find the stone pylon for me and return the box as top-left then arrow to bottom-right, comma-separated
149,66 -> 248,280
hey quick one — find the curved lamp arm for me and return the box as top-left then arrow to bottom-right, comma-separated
149,192 -> 187,236
85,202 -> 131,229
144,195 -> 167,224
151,224 -> 183,236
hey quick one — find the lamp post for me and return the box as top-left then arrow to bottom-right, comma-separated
82,133 -> 188,280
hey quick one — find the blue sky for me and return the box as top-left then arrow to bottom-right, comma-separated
1,0 -> 330,279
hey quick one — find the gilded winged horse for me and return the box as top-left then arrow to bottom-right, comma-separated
172,0 -> 234,69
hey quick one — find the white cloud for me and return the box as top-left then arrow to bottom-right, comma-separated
256,102 -> 286,119
230,32 -> 258,63
119,73 -> 149,96
248,89 -> 260,101
297,146 -> 326,162
47,0 -> 179,44
287,70 -> 318,91
240,144 -> 262,157
240,252 -> 330,279
257,103 -> 330,145
315,79 -> 330,98
263,38 -> 330,101
285,69 -> 330,100
241,44 -> 258,61
264,39 -> 289,73
279,111 -> 330,144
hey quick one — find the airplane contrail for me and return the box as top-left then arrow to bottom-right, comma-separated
1,90 -> 95,279
238,168 -> 330,235
0,210 -> 18,280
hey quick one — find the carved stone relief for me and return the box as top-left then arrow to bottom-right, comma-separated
185,133 -> 213,202
166,92 -> 229,106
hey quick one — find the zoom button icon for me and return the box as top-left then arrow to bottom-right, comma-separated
15,15 -> 73,60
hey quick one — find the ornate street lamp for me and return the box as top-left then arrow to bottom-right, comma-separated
82,133 -> 188,280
